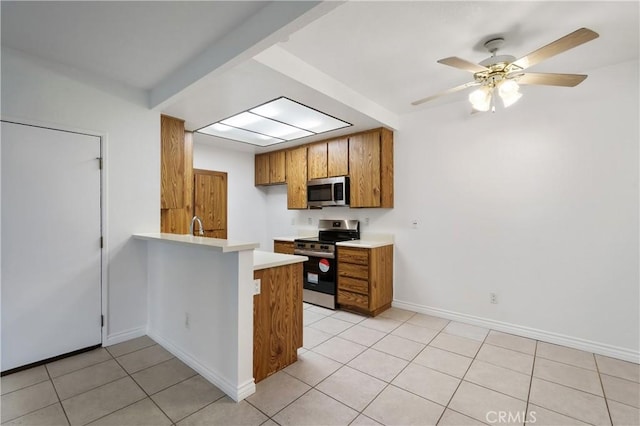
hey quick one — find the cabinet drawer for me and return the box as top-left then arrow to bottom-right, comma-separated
339,276 -> 368,295
338,263 -> 369,280
338,247 -> 369,265
274,241 -> 294,255
338,290 -> 369,310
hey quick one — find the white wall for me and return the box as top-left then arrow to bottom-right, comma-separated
1,48 -> 160,344
263,60 -> 640,360
193,135 -> 271,250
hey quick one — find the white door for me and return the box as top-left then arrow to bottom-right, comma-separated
1,121 -> 102,371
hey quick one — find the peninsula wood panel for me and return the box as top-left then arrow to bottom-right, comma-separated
274,240 -> 295,255
194,169 -> 227,239
327,138 -> 348,177
253,263 -> 302,383
307,142 -> 328,180
286,146 -> 308,209
160,115 -> 185,209
348,131 -> 381,208
269,151 -> 286,184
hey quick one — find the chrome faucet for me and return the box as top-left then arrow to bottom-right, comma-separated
189,216 -> 204,236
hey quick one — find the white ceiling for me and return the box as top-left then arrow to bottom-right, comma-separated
2,1 -> 638,151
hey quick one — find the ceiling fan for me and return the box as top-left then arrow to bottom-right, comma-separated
411,28 -> 599,113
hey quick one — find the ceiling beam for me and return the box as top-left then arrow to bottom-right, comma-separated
149,1 -> 342,110
254,45 -> 400,130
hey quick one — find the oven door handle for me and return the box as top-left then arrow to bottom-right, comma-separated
294,250 -> 335,259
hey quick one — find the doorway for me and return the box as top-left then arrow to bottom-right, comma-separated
193,169 -> 228,239
1,121 -> 103,372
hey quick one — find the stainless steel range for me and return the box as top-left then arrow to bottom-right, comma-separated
294,220 -> 360,309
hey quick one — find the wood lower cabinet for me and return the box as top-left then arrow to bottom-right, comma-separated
253,263 -> 303,382
286,146 -> 307,209
337,245 -> 393,316
274,240 -> 295,255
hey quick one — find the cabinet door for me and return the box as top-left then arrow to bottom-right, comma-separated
194,169 -> 227,239
307,142 -> 328,180
327,138 -> 348,177
161,115 -> 185,209
349,131 -> 381,207
274,240 -> 295,255
269,151 -> 286,184
286,146 -> 308,209
255,153 -> 270,186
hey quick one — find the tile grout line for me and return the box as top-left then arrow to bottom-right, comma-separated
594,353 -> 615,426
434,327 -> 492,425
523,340 -> 538,426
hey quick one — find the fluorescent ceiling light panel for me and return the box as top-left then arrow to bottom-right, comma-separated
196,97 -> 352,146
199,123 -> 283,146
251,98 -> 351,133
221,112 -> 313,139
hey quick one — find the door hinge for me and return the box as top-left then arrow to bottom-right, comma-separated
100,236 -> 103,248
96,157 -> 103,170
101,315 -> 104,327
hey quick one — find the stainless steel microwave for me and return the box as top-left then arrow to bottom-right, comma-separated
307,176 -> 350,207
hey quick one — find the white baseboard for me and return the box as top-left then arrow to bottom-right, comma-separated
104,326 -> 147,347
147,329 -> 255,402
392,299 -> 640,364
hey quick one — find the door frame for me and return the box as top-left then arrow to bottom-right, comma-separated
1,116 -> 108,346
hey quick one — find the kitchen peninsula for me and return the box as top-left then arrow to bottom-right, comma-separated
133,233 -> 306,401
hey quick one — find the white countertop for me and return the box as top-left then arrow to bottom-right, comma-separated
253,251 -> 308,271
337,240 -> 393,249
273,235 -> 317,242
134,233 -> 259,252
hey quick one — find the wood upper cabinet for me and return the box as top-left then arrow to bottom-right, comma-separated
269,151 -> 286,184
337,244 -> 393,316
255,153 -> 270,186
307,143 -> 328,180
307,138 -> 348,180
286,146 -> 307,209
348,129 -> 393,208
161,115 -> 185,209
194,169 -> 227,239
255,151 -> 286,186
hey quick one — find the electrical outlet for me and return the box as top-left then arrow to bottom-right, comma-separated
291,218 -> 295,226
254,278 -> 261,295
411,219 -> 419,229
490,293 -> 497,304
364,217 -> 370,226
307,217 -> 312,225
185,312 -> 190,328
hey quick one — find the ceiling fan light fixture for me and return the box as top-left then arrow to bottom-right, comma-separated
497,79 -> 522,108
469,86 -> 491,112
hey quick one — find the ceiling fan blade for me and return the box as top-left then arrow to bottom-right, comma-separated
510,28 -> 599,71
411,81 -> 479,106
514,72 -> 588,87
437,57 -> 488,73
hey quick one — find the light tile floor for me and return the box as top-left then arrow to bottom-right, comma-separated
2,306 -> 639,425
